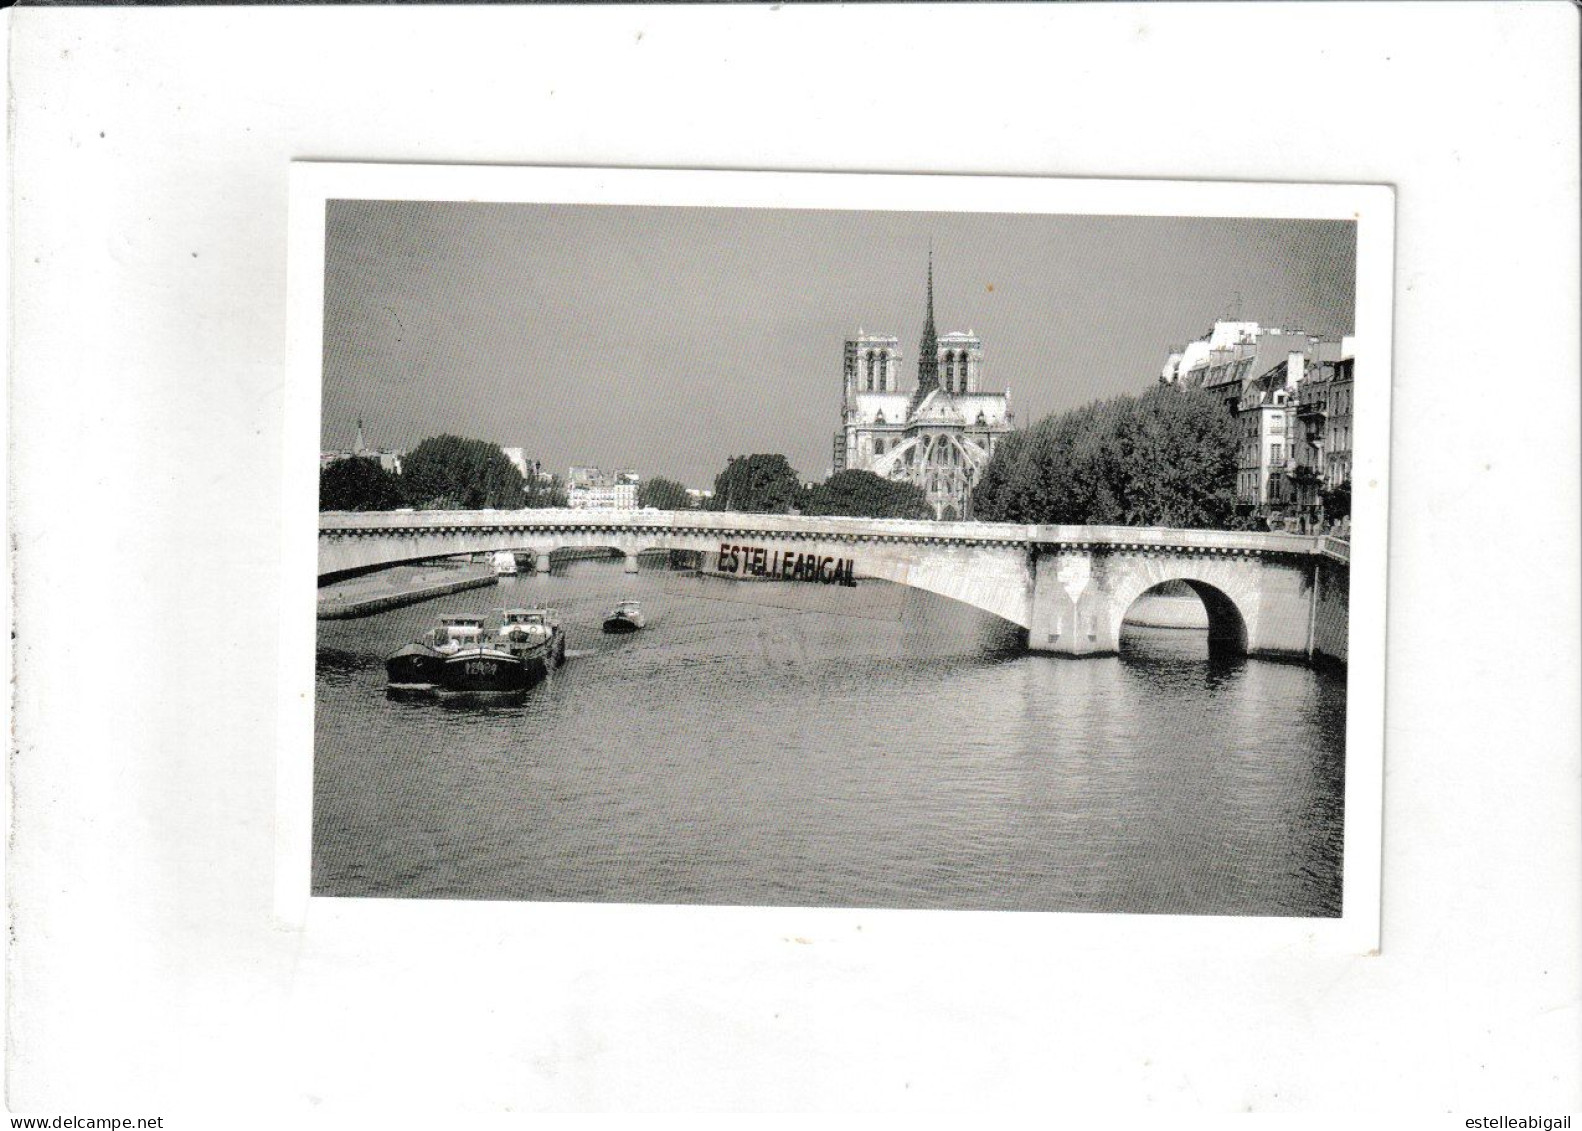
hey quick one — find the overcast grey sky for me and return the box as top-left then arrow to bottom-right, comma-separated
322,201 -> 1355,487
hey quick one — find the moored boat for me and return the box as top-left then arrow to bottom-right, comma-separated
602,600 -> 646,634
492,551 -> 518,576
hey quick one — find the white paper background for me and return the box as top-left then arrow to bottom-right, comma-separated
7,2 -> 1579,1117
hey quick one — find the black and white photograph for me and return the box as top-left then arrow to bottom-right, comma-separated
11,5 -> 1579,1117
298,168 -> 1386,924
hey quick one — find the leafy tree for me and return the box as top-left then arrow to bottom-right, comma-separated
803,470 -> 931,520
401,434 -> 527,510
522,467 -> 569,508
972,384 -> 1238,528
709,454 -> 803,514
638,476 -> 693,510
1321,478 -> 1352,521
319,456 -> 405,512
1110,384 -> 1240,526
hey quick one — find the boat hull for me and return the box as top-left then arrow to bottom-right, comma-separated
602,616 -> 643,634
386,643 -> 446,690
387,624 -> 564,694
439,648 -> 541,693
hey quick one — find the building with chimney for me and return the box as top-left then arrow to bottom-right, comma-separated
566,466 -> 638,510
1163,322 -> 1355,524
1236,360 -> 1300,508
832,255 -> 1013,520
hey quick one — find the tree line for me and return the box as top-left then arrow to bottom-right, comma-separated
319,435 -> 567,512
971,383 -> 1352,528
324,384 -> 1311,526
971,383 -> 1241,528
706,455 -> 931,519
321,437 -> 934,520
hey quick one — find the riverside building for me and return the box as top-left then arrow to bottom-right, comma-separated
832,256 -> 1014,520
566,466 -> 638,510
1163,322 -> 1355,524
1293,341 -> 1356,519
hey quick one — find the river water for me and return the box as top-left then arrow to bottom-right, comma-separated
314,559 -> 1346,916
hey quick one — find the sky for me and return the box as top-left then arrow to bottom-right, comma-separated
321,200 -> 1355,488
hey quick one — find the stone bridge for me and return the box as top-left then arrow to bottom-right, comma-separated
319,509 -> 1350,663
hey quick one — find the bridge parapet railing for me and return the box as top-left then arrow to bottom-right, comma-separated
318,509 -> 1338,558
1029,525 -> 1323,556
1319,536 -> 1351,563
318,508 -> 1044,545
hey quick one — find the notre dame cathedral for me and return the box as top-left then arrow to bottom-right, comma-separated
832,255 -> 1014,520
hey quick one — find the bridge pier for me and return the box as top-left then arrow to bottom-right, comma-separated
1025,548 -> 1275,660
534,550 -> 552,575
1027,553 -> 1118,656
623,551 -> 640,575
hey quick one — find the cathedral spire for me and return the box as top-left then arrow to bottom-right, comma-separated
916,246 -> 940,398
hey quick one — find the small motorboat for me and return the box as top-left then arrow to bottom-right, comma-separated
492,551 -> 518,576
602,600 -> 646,634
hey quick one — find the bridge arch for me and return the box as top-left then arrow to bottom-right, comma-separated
1118,578 -> 1249,658
1109,567 -> 1259,658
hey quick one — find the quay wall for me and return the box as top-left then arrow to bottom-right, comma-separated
318,572 -> 497,620
1312,555 -> 1351,665
1122,593 -> 1210,629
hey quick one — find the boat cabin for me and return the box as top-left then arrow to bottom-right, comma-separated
431,616 -> 486,650
500,607 -> 559,629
